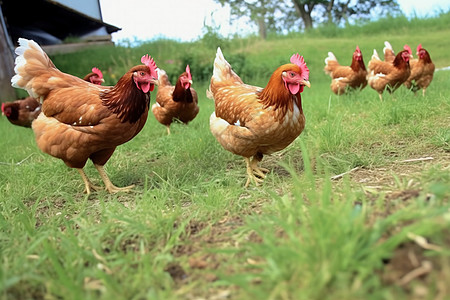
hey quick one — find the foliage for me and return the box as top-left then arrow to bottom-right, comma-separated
331,0 -> 401,24
214,0 -> 401,38
214,0 -> 293,39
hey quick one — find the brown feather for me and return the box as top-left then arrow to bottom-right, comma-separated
368,50 -> 411,95
101,65 -> 150,124
210,53 -> 307,159
404,48 -> 434,93
324,49 -> 367,95
1,97 -> 41,127
153,70 -> 199,128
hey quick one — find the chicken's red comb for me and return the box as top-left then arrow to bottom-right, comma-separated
1,102 -> 5,113
356,45 -> 361,53
417,44 -> 422,52
186,65 -> 192,80
290,53 -> 309,80
141,54 -> 158,78
92,67 -> 103,79
403,44 -> 412,55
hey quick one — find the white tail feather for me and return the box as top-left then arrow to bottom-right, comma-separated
371,49 -> 380,60
11,38 -> 48,98
212,47 -> 229,81
324,51 -> 337,65
383,41 -> 393,53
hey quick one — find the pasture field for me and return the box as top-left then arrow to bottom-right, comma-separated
1,13 -> 450,300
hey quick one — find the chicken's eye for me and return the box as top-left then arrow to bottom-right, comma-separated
290,72 -> 295,77
140,72 -> 145,76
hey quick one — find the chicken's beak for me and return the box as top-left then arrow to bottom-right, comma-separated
302,80 -> 311,88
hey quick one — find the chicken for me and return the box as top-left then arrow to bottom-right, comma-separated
83,67 -> 105,85
1,97 -> 40,127
208,47 -> 310,187
403,44 -> 413,58
152,65 -> 199,134
404,44 -> 435,96
384,42 -> 414,63
11,38 -> 158,195
383,41 -> 396,63
2,68 -> 104,128
324,46 -> 367,95
367,49 -> 411,100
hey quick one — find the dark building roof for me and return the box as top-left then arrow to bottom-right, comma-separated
0,0 -> 120,45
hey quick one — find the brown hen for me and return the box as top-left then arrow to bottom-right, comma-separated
1,97 -> 40,127
11,38 -> 158,195
3,68 -> 104,128
404,44 -> 435,96
367,49 -> 411,101
324,46 -> 367,95
208,48 -> 310,187
152,65 -> 199,134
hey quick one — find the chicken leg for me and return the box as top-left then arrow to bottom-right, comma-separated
378,93 -> 383,101
94,164 -> 135,194
77,168 -> 103,195
244,156 -> 269,188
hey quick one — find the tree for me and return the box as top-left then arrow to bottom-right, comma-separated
214,0 -> 401,38
321,0 -> 401,25
290,0 -> 327,30
290,0 -> 401,29
214,0 -> 292,39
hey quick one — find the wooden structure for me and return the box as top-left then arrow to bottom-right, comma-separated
0,7 -> 16,101
0,0 -> 120,101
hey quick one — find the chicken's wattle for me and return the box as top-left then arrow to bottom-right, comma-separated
288,83 -> 300,94
139,82 -> 151,93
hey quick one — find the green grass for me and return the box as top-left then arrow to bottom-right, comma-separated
1,13 -> 450,300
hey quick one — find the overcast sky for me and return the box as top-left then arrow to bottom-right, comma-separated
99,0 -> 450,44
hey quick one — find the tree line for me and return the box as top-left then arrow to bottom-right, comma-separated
214,0 -> 400,39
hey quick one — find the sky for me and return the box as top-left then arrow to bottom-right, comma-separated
99,0 -> 450,44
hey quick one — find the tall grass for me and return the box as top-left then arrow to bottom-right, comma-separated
1,13 -> 450,300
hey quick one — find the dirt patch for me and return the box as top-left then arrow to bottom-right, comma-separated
166,214 -> 262,298
351,150 -> 449,190
381,238 -> 449,299
164,262 -> 188,283
343,150 -> 449,212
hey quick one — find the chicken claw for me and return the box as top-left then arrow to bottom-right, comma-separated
77,169 -> 103,195
95,164 -> 135,194
244,157 -> 269,187
250,158 -> 269,178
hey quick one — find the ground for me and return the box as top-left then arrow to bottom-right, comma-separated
162,149 -> 449,299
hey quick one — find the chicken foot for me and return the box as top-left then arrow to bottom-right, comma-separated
94,164 -> 135,194
244,157 -> 269,188
77,168 -> 103,195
